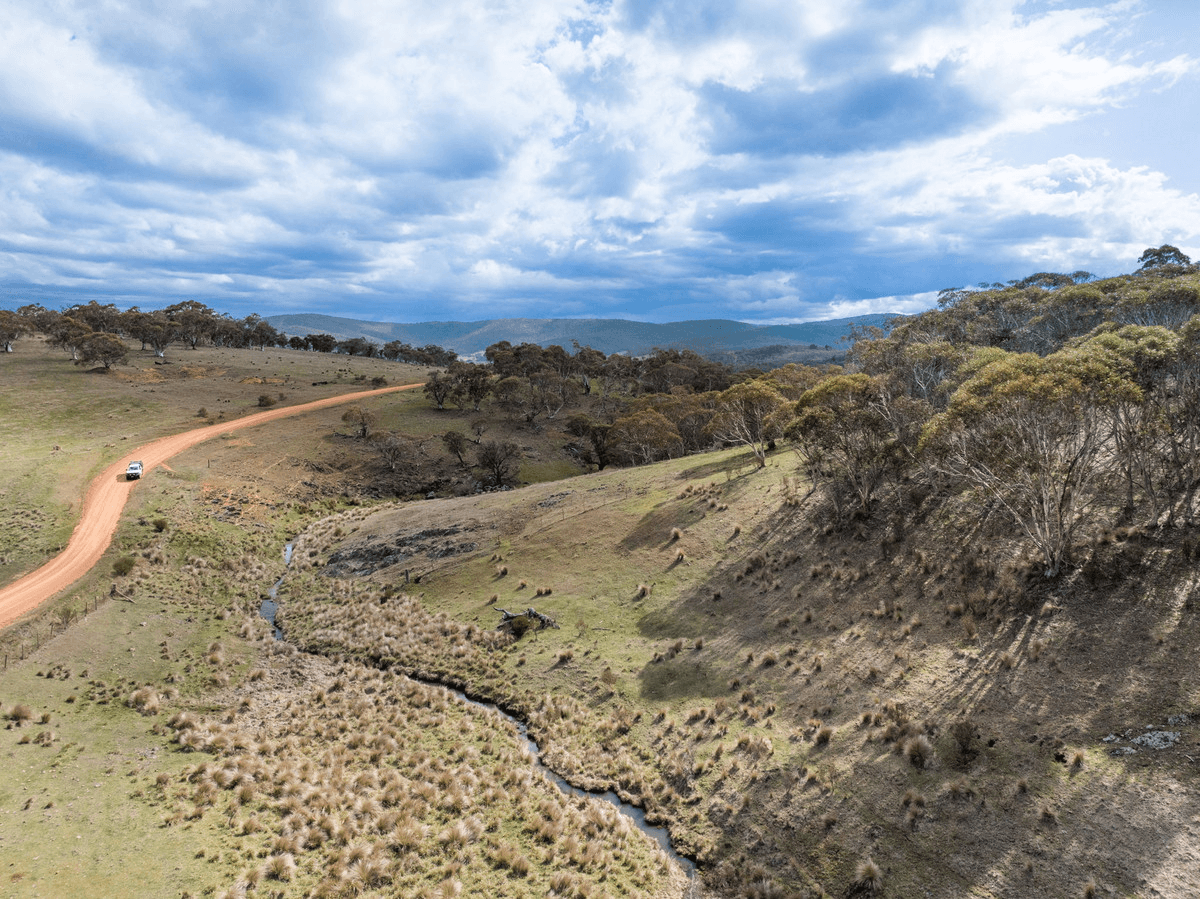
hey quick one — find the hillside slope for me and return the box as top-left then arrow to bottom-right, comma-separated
279,447 -> 1200,898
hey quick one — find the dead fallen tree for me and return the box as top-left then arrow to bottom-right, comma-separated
496,607 -> 559,636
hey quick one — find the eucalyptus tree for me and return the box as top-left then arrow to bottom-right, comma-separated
921,347 -> 1139,576
707,380 -> 787,468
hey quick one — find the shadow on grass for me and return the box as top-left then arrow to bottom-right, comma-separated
638,652 -> 728,702
617,501 -> 706,552
677,451 -> 758,482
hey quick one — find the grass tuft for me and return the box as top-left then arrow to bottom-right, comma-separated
854,857 -> 883,893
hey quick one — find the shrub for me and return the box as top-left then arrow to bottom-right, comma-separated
9,704 -> 34,726
257,394 -> 277,407
152,518 -> 169,533
112,556 -> 136,577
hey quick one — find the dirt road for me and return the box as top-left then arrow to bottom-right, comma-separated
0,383 -> 422,629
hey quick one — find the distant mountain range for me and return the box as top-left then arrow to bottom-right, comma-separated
264,313 -> 904,360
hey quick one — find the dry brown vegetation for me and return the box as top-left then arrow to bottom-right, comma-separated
3,329 -> 1200,898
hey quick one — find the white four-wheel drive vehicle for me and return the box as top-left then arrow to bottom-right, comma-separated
125,460 -> 144,480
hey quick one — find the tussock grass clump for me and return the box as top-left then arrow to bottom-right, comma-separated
156,654 -> 676,898
736,734 -> 773,758
854,857 -> 883,893
9,703 -> 34,726
127,686 -> 161,716
902,789 -> 925,808
264,851 -> 296,881
905,734 -> 933,768
950,718 -> 978,764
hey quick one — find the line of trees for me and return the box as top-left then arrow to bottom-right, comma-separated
0,299 -> 462,366
416,339 -> 806,471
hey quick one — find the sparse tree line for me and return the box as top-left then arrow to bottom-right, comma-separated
1,300 -> 291,368
784,245 -> 1200,577
0,299 -> 459,367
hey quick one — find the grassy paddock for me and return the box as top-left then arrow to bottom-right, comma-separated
0,337 -> 428,584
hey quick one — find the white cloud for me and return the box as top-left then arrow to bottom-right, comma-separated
0,0 -> 1197,321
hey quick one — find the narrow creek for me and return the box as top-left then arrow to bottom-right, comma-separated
258,542 -> 697,881
257,541 -> 292,640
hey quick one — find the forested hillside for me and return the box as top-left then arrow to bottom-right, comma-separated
786,246 -> 1200,573
260,313 -> 896,359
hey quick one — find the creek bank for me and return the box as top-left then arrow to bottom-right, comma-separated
258,541 -> 698,884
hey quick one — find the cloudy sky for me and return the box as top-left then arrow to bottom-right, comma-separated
1,0 -> 1197,324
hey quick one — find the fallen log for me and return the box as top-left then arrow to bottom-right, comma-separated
495,607 -> 560,633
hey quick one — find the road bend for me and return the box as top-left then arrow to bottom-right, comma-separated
0,383 -> 423,629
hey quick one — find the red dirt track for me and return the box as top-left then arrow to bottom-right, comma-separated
0,383 -> 422,629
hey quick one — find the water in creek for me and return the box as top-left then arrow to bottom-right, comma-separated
257,542 -> 292,640
258,541 -> 696,881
